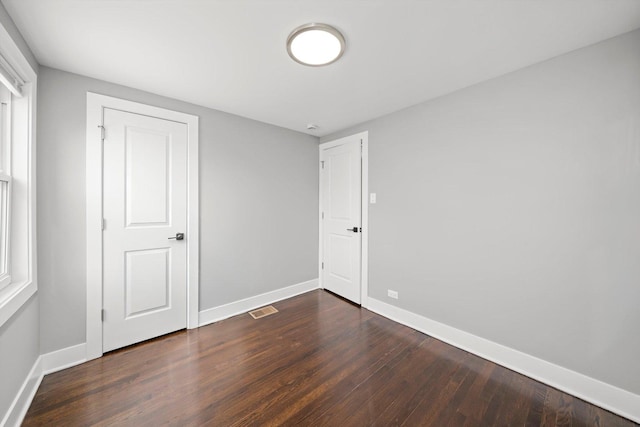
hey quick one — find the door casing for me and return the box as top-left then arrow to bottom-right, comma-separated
85,93 -> 199,360
319,131 -> 369,306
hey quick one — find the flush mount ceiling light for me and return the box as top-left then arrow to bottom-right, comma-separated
287,23 -> 345,66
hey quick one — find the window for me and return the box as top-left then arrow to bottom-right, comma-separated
0,84 -> 10,290
0,28 -> 37,327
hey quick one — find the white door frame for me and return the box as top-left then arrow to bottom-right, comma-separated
85,93 -> 199,360
318,131 -> 369,306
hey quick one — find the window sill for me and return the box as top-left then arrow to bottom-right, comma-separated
0,279 -> 36,328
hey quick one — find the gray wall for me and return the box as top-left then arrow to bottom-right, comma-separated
38,67 -> 319,354
0,296 -> 39,421
322,29 -> 640,395
0,3 -> 39,423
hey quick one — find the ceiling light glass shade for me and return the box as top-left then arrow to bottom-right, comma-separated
287,23 -> 345,66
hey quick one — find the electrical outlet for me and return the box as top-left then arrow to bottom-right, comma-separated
387,289 -> 398,299
370,193 -> 377,204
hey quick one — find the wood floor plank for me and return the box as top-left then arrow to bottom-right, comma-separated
401,351 -> 478,426
499,368 -> 535,426
458,359 -> 497,425
371,340 -> 471,426
236,322 -> 423,426
430,354 -> 484,425
313,337 -> 439,426
525,382 -> 549,427
22,290 -> 638,427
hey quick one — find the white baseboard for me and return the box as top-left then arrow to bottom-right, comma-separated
1,343 -> 88,427
366,297 -> 640,424
199,278 -> 319,327
1,357 -> 42,427
41,343 -> 87,375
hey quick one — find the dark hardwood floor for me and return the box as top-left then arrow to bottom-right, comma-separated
24,290 -> 636,426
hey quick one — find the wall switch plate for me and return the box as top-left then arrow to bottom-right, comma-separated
388,289 -> 398,299
370,193 -> 377,204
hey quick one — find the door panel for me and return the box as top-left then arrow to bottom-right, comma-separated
125,248 -> 170,317
329,151 -> 352,219
103,108 -> 187,352
328,234 -> 352,280
321,136 -> 362,304
125,127 -> 170,226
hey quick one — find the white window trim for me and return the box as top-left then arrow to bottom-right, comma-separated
86,93 -> 199,361
0,83 -> 13,291
0,23 -> 37,327
0,172 -> 11,290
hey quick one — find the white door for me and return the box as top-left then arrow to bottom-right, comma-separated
102,108 -> 188,352
320,135 -> 362,304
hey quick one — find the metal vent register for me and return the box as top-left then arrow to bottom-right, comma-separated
248,305 -> 278,319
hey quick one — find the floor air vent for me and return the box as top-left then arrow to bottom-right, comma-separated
248,305 -> 278,319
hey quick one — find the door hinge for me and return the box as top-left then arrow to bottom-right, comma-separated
98,124 -> 105,141
322,212 -> 324,219
321,262 -> 324,269
101,309 -> 105,321
321,160 -> 324,169
102,218 -> 106,230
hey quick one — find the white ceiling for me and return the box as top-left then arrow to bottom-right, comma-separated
3,0 -> 640,136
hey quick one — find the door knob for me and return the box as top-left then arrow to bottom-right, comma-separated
168,233 -> 185,240
346,227 -> 360,232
